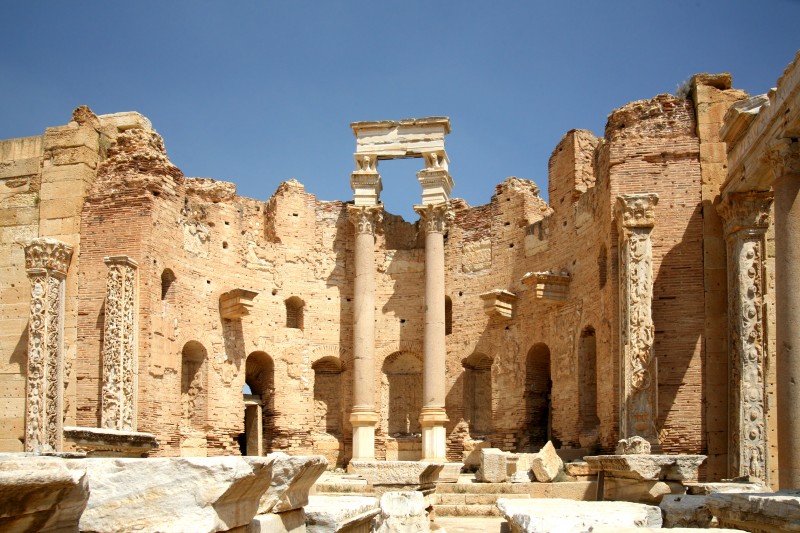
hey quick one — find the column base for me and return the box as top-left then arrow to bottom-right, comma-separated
350,410 -> 379,461
419,407 -> 449,462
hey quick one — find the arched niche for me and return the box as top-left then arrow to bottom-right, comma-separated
382,351 -> 423,436
181,341 -> 207,431
312,356 -> 344,436
525,343 -> 551,448
463,352 -> 493,437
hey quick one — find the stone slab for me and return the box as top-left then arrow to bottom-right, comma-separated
604,477 -> 685,505
584,454 -> 706,480
531,441 -> 563,483
348,460 -> 444,489
660,494 -> 714,528
438,462 -> 464,483
304,495 -> 379,533
706,490 -> 800,532
248,509 -> 306,533
63,426 -> 158,457
259,453 -> 328,514
374,491 -> 430,532
496,498 -> 662,532
477,448 -> 507,483
684,481 -> 770,495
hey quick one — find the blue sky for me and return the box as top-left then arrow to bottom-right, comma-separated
2,1 -> 799,220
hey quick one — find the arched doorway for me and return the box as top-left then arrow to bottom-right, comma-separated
463,352 -> 493,437
525,343 -> 551,449
240,351 -> 274,456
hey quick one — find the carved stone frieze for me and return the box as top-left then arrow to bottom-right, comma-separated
615,194 -> 659,444
347,205 -> 383,235
718,192 -> 773,483
101,256 -> 139,432
766,137 -> 800,181
23,238 -> 73,452
414,202 -> 454,235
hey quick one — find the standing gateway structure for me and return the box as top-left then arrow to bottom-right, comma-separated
1,52 -> 799,491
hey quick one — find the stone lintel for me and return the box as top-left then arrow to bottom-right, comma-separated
219,288 -> 259,319
584,454 -> 706,481
479,289 -> 517,318
347,460 -> 445,488
351,117 -> 450,160
64,426 -> 158,457
521,271 -> 571,302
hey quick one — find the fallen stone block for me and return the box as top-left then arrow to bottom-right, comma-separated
304,495 -> 379,533
496,498 -> 662,532
615,436 -> 651,455
477,448 -> 507,483
248,509 -> 306,533
438,462 -> 463,483
374,491 -> 430,532
604,477 -> 685,504
564,461 -> 592,478
0,455 -> 88,533
531,441 -> 563,483
584,454 -> 706,481
706,490 -> 800,532
347,460 -> 443,491
684,480 -> 771,495
79,456 -> 275,533
259,453 -> 328,514
660,494 -> 714,528
509,453 -> 537,483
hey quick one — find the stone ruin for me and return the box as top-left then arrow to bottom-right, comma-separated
1,50 -> 800,532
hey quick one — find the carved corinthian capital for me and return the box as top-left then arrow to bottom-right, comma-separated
414,202 -> 455,234
717,191 -> 773,238
347,205 -> 383,235
615,193 -> 659,231
23,238 -> 74,276
766,138 -> 800,181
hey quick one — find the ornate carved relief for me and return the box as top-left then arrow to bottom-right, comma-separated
615,194 -> 659,444
766,138 -> 800,181
347,205 -> 383,235
718,191 -> 773,483
414,203 -> 454,235
23,238 -> 73,452
101,256 -> 139,432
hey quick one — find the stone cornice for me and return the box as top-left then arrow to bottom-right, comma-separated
717,191 -> 773,238
23,238 -> 74,276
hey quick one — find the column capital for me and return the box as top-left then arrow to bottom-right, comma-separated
23,238 -> 73,276
615,193 -> 659,231
347,204 -> 383,235
717,191 -> 773,239
767,138 -> 800,182
351,154 -> 383,206
414,202 -> 454,234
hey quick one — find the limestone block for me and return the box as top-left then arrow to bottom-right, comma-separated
509,453 -> 537,483
604,477 -> 685,505
348,460 -> 444,489
584,454 -> 706,481
477,448 -> 507,483
660,494 -> 714,528
79,456 -> 275,533
564,461 -> 593,478
258,453 -> 328,514
461,438 -> 490,468
304,495 -> 379,533
496,498 -> 662,532
0,455 -> 88,533
374,491 -> 429,533
706,490 -> 800,533
684,481 -> 770,495
248,509 -> 306,533
591,528 -> 744,533
438,462 -> 463,483
531,441 -> 563,483
0,157 -> 40,179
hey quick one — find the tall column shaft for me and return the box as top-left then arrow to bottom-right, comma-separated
718,192 -> 773,483
615,194 -> 660,445
22,238 -> 73,452
769,139 -> 800,488
415,203 -> 452,462
348,205 -> 382,461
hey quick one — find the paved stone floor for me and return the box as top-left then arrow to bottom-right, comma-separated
433,516 -> 510,532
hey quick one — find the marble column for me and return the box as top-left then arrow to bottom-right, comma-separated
101,256 -> 139,432
615,193 -> 660,446
414,202 -> 453,462
718,192 -> 773,483
767,138 -> 800,488
22,238 -> 74,452
348,154 -> 382,461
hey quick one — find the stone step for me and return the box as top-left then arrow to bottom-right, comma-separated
436,480 -> 597,500
434,504 -> 501,517
434,493 -> 531,505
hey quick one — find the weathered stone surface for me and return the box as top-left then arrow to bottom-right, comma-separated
684,481 -> 770,495
348,460 -> 443,489
248,509 -> 306,533
259,453 -> 328,514
374,491 -> 429,533
63,426 -> 158,457
660,494 -> 714,528
706,490 -> 800,532
79,456 -> 275,533
496,498 -> 662,532
564,461 -> 592,478
304,495 -> 379,533
531,441 -> 563,483
584,454 -> 705,480
438,462 -> 464,483
604,478 -> 685,505
615,436 -> 651,455
591,527 -> 744,533
0,456 -> 88,533
477,448 -> 507,483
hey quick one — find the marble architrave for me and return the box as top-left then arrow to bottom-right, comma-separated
101,256 -> 139,432
717,191 -> 773,483
23,238 -> 74,453
615,194 -> 659,445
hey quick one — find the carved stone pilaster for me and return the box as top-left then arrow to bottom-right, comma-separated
718,191 -> 773,483
101,256 -> 139,432
347,205 -> 383,235
615,193 -> 659,444
23,238 -> 73,452
414,203 -> 454,235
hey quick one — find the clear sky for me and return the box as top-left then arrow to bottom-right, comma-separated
2,1 -> 799,220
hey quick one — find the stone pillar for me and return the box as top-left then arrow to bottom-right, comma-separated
348,205 -> 382,460
348,155 -> 382,460
101,256 -> 139,432
718,192 -> 773,483
767,138 -> 800,488
415,202 -> 453,462
615,194 -> 659,445
22,238 -> 74,452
